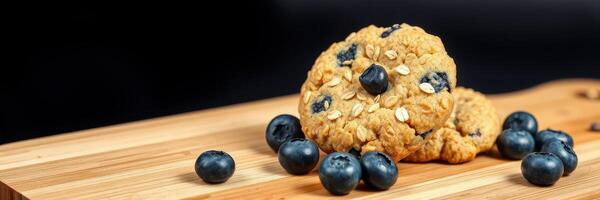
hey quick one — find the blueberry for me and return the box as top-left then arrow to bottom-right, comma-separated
360,152 -> 398,190
541,140 -> 578,176
278,138 -> 320,175
521,152 -> 564,186
380,24 -> 401,38
195,150 -> 235,184
496,128 -> 535,160
502,111 -> 538,135
535,128 -> 574,151
337,43 -> 357,67
419,72 -> 450,93
359,64 -> 389,95
318,152 -> 362,195
311,95 -> 332,113
266,114 -> 305,152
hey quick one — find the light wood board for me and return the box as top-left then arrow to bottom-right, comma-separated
1,79 -> 599,199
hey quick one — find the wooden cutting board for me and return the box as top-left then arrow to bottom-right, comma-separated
1,79 -> 599,200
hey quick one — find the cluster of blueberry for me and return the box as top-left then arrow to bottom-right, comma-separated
267,114 -> 398,195
497,111 -> 578,186
194,114 -> 399,195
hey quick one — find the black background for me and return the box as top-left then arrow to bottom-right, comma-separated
2,1 -> 599,144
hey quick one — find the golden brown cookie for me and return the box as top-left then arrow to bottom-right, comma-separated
404,87 -> 501,163
298,23 -> 457,162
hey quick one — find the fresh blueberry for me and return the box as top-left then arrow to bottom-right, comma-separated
541,140 -> 578,176
337,43 -> 357,67
266,114 -> 305,152
521,152 -> 564,186
195,150 -> 235,184
319,152 -> 362,195
535,128 -> 574,151
380,24 -> 401,38
311,95 -> 332,113
360,152 -> 398,190
419,72 -> 450,93
502,111 -> 538,136
278,138 -> 320,175
359,64 -> 389,95
496,128 -> 535,160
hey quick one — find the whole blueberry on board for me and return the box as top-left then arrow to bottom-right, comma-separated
278,138 -> 320,175
195,150 -> 235,184
359,64 -> 389,95
266,114 -> 305,153
496,128 -> 535,160
502,111 -> 538,135
521,152 -> 564,186
319,152 -> 362,195
541,140 -> 578,176
360,152 -> 398,190
535,129 -> 574,151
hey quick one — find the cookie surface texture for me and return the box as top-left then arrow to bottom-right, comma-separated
298,23 -> 457,162
404,87 -> 501,163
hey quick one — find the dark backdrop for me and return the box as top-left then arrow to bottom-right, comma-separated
2,1 -> 599,144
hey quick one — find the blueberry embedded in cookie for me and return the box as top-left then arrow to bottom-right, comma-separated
337,43 -> 358,67
311,95 -> 333,113
298,23 -> 457,162
403,87 -> 501,164
359,64 -> 389,95
380,24 -> 401,38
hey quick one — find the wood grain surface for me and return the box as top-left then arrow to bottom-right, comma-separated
1,79 -> 599,200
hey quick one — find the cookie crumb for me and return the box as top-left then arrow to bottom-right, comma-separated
419,83 -> 435,94
592,122 -> 600,132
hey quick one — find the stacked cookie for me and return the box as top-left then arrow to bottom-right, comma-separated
298,23 -> 500,163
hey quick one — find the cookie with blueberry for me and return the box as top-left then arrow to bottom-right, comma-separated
298,23 -> 457,162
404,87 -> 501,163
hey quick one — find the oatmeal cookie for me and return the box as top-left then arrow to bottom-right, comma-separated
404,87 -> 501,163
298,23 -> 457,162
